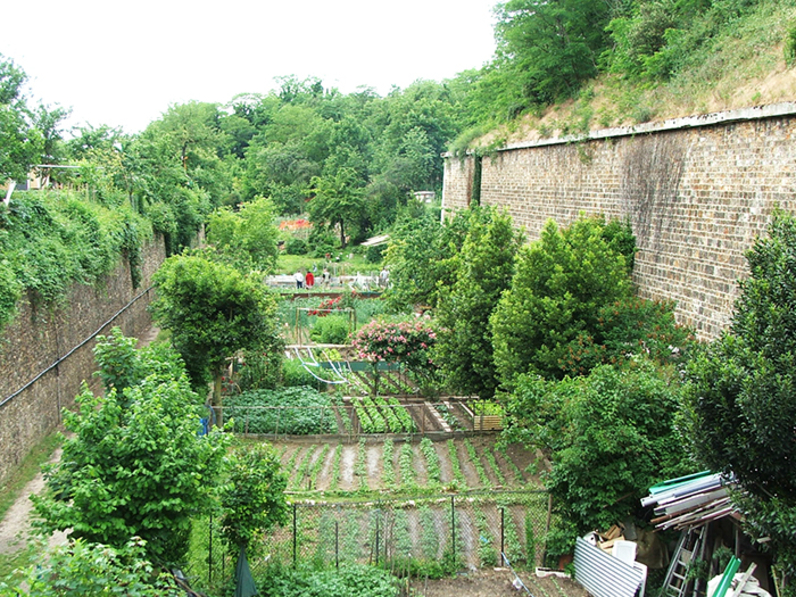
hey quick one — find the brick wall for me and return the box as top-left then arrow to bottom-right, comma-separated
442,104 -> 796,341
0,236 -> 165,486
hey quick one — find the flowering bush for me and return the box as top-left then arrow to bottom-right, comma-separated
351,317 -> 439,374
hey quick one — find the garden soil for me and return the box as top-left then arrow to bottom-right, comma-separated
408,567 -> 588,597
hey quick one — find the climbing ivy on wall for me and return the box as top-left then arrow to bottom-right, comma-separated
0,191 -> 151,331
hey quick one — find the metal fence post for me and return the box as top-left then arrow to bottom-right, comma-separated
375,508 -> 380,565
451,495 -> 455,562
292,503 -> 298,568
335,520 -> 339,570
501,507 -> 505,561
208,512 -> 213,585
542,492 -> 553,566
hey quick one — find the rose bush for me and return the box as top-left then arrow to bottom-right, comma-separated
351,317 -> 439,375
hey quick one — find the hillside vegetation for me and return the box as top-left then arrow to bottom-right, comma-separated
454,0 -> 796,152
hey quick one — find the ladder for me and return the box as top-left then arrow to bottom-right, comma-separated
661,528 -> 706,597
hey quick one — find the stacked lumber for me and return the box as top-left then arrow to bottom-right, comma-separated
641,471 -> 739,531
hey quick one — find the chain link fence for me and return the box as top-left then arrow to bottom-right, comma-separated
186,490 -> 551,589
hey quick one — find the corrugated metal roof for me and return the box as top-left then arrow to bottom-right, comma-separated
574,538 -> 645,597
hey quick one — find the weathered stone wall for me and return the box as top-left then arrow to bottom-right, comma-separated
442,103 -> 796,340
0,236 -> 165,486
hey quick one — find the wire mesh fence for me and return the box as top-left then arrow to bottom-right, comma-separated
186,490 -> 551,589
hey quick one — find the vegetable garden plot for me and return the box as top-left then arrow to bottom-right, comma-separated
227,394 -> 484,438
275,437 -> 538,494
188,491 -> 552,587
225,387 -> 336,435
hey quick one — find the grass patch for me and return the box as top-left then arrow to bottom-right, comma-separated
0,432 -> 61,523
0,542 -> 38,581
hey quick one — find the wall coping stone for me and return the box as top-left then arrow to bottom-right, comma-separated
443,102 -> 796,156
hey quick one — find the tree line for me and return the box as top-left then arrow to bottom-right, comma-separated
1,59 -> 467,252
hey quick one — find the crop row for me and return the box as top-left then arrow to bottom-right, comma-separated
352,396 -> 416,433
279,437 -> 534,494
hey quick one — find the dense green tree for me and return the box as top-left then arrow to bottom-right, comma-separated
150,253 -> 280,425
206,196 -> 280,273
67,128 -> 133,207
307,167 -> 365,247
505,362 -> 687,556
494,0 -> 611,106
242,138 -> 321,214
32,332 -> 229,565
490,216 -> 633,386
683,210 -> 796,590
126,132 -> 202,254
219,443 -> 289,555
372,81 -> 457,194
382,202 -> 475,311
31,103 -> 70,179
436,207 -> 524,399
0,54 -> 41,181
127,101 -> 234,253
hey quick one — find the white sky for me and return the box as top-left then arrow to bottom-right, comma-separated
2,0 -> 498,135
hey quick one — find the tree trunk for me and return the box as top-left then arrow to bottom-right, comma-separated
213,371 -> 224,428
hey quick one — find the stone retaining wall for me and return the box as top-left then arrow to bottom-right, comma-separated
442,103 -> 796,340
0,236 -> 165,487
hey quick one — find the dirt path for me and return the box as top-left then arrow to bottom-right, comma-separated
0,448 -> 67,555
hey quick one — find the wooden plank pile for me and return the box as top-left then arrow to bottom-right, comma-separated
641,471 -> 739,531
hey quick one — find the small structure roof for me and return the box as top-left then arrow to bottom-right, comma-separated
361,234 -> 390,247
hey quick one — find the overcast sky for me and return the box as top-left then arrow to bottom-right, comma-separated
3,0 -> 498,135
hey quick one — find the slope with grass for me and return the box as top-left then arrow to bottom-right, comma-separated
467,0 -> 796,151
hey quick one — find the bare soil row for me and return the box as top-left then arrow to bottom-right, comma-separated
272,435 -> 539,493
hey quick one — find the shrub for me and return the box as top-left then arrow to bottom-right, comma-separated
219,443 -> 288,555
365,244 -> 385,263
258,563 -> 398,597
350,317 -> 439,376
282,357 -> 327,391
308,228 -> 338,258
310,314 -> 350,344
0,537 -> 185,596
505,362 -> 688,542
786,25 -> 796,65
285,237 -> 308,255
236,347 -> 284,392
